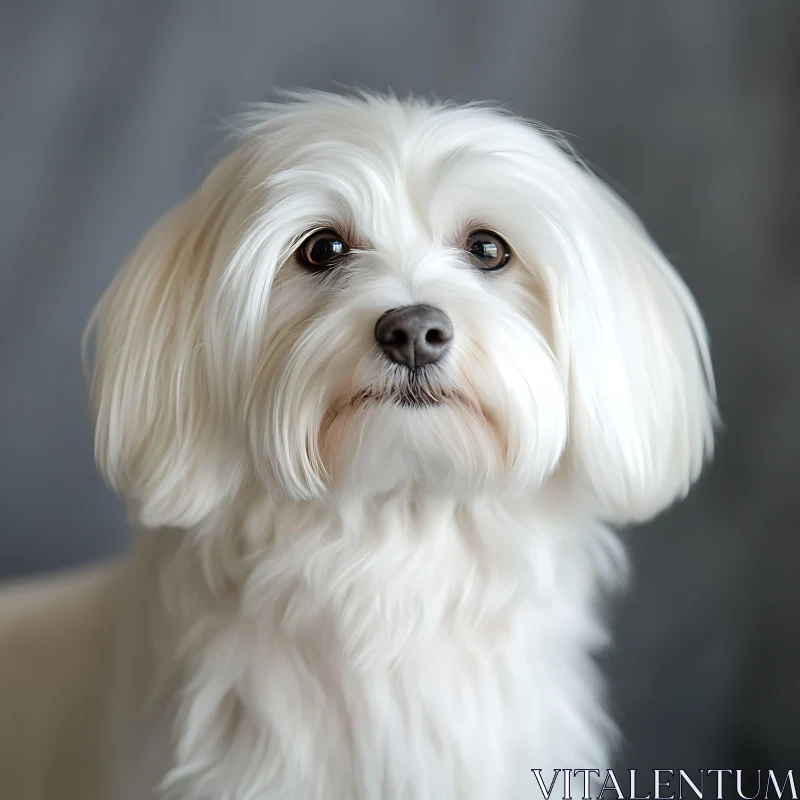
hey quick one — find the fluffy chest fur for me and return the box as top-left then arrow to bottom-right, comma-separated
156,491 -> 625,800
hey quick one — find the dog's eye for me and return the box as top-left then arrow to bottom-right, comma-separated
298,229 -> 350,270
465,230 -> 511,271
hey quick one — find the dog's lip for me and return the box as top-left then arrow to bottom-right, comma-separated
346,386 -> 472,410
320,384 -> 492,448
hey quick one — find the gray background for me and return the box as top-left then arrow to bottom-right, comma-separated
1,0 -> 797,781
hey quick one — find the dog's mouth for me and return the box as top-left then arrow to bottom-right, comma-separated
348,385 -> 473,410
321,382 -> 481,434
319,379 -> 507,473
318,371 -> 493,453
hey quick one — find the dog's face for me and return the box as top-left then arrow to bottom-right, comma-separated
238,100 -> 569,501
87,92 -> 716,528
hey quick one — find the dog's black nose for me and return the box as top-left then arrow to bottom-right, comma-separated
374,305 -> 453,370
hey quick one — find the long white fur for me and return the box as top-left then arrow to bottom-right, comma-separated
4,91 -> 716,800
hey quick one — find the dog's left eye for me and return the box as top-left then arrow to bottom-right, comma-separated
298,229 -> 350,270
465,230 -> 511,271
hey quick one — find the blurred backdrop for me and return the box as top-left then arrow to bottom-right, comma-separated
1,0 -> 798,780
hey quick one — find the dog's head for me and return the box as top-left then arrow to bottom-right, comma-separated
86,91 -> 716,529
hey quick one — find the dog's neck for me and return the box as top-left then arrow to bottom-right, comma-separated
191,483 -> 566,566
158,481 -> 615,627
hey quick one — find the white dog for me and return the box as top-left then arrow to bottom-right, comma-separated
0,91 -> 716,800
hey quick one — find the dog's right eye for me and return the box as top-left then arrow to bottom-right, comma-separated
297,230 -> 350,270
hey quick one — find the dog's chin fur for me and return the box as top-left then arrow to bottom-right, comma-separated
74,90 -> 717,799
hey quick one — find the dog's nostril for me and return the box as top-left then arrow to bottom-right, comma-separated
389,329 -> 408,346
425,328 -> 445,345
374,305 -> 454,370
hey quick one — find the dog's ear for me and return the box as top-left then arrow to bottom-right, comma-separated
541,167 -> 717,525
84,152 -> 253,529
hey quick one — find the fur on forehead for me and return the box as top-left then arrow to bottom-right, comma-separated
230,90 -> 574,248
236,90 -> 551,172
